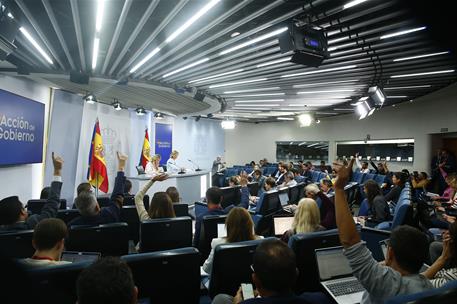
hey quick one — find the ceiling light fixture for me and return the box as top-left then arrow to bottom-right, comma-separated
281,65 -> 357,78
230,32 -> 240,38
136,107 -> 146,116
380,26 -> 426,40
230,93 -> 285,97
343,0 -> 369,9
130,47 -> 161,73
113,101 -> 122,111
386,96 -> 407,98
234,99 -> 284,103
83,93 -> 97,104
166,0 -> 221,43
293,79 -> 359,88
315,119 -> 321,124
233,104 -> 280,107
390,70 -> 455,78
154,112 -> 164,120
92,38 -> 100,69
209,78 -> 267,89
298,113 -> 313,127
95,0 -> 105,32
393,51 -> 449,62
223,87 -> 280,94
188,69 -> 244,83
384,85 -> 431,90
163,57 -> 210,78
221,119 -> 236,129
256,56 -> 292,68
220,27 -> 288,55
297,89 -> 354,94
277,117 -> 295,121
19,27 -> 53,64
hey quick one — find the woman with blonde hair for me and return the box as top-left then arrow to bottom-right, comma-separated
202,207 -> 263,275
281,198 -> 326,243
145,154 -> 164,175
166,150 -> 180,173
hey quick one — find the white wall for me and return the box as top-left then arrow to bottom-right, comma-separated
0,75 -> 51,203
225,83 -> 457,173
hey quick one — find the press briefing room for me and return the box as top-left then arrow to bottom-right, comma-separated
1,0 -> 457,303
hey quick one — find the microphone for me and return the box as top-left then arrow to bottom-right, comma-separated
188,159 -> 202,171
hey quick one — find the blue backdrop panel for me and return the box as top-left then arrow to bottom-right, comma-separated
0,88 -> 45,165
155,123 -> 172,166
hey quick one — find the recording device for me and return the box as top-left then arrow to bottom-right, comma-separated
241,283 -> 255,300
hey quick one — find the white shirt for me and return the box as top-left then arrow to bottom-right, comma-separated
166,158 -> 179,173
145,162 -> 164,176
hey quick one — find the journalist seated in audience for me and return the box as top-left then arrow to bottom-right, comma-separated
21,218 -> 69,267
202,207 -> 263,275
432,173 -> 456,202
333,158 -> 432,304
271,161 -> 283,178
212,239 -> 330,304
305,183 -> 336,229
165,186 -> 181,203
363,180 -> 390,224
72,181 -> 93,208
77,257 -> 138,304
0,152 -> 63,232
320,179 -> 334,196
134,174 -> 175,221
280,172 -> 297,188
422,222 -> 457,287
355,153 -> 370,173
281,198 -> 326,243
412,171 -> 430,189
291,168 -> 305,184
193,187 -> 226,247
251,169 -> 266,195
384,172 -> 406,204
69,152 -> 128,227
39,186 -> 51,200
229,176 -> 240,187
249,177 -> 277,210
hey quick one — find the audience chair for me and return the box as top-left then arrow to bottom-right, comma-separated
198,214 -> 228,263
66,222 -> 129,256
385,279 -> 457,304
120,205 -> 140,242
247,182 -> 259,196
57,209 -> 80,224
173,203 -> 189,217
0,229 -> 34,258
27,199 -> 67,214
360,226 -> 391,261
122,247 -> 201,304
209,238 -> 272,299
25,261 -> 92,304
139,216 -> 192,253
288,229 -> 341,293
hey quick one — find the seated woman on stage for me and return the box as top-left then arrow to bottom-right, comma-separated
145,154 -> 164,176
134,174 -> 175,221
166,150 -> 181,173
202,207 -> 263,275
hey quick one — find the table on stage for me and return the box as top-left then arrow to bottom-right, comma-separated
129,170 -> 211,204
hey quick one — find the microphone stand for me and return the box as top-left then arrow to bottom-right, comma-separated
188,159 -> 202,171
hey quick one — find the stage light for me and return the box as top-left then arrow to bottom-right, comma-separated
298,113 -> 313,127
221,120 -> 236,129
113,101 -> 122,111
83,93 -> 97,104
136,107 -> 146,116
154,112 -> 164,119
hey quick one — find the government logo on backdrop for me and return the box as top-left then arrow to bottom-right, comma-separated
0,89 -> 45,165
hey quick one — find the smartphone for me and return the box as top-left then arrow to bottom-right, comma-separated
241,283 -> 255,300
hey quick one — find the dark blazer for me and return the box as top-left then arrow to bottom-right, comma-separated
0,181 -> 62,232
384,185 -> 404,204
317,192 -> 336,229
368,195 -> 390,222
68,171 -> 125,227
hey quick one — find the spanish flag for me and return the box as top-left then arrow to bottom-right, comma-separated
139,129 -> 151,169
87,119 -> 109,193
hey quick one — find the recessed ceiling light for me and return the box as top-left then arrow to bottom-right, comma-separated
343,0 -> 369,10
386,96 -> 407,98
92,38 -> 100,69
380,26 -> 426,40
234,99 -> 284,103
162,58 -> 210,78
281,65 -> 357,78
19,27 -> 53,64
277,117 -> 295,121
130,47 -> 161,73
188,69 -> 244,83
234,104 -> 280,107
223,87 -> 280,94
220,27 -> 288,55
209,78 -> 267,88
230,32 -> 240,38
229,93 -> 285,97
390,70 -> 455,78
393,51 -> 449,62
95,0 -> 105,32
256,57 -> 292,68
384,85 -> 431,90
293,79 -> 359,88
297,89 -> 354,94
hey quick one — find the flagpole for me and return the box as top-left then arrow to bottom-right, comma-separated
95,173 -> 99,198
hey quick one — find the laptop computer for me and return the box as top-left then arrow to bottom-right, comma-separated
279,192 -> 289,206
315,246 -> 365,304
61,251 -> 101,263
273,216 -> 294,236
217,223 -> 227,238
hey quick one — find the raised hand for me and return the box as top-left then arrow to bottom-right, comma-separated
333,158 -> 355,189
117,151 -> 128,171
52,152 -> 64,176
152,173 -> 169,182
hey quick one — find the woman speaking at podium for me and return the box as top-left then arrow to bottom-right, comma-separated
166,150 -> 181,174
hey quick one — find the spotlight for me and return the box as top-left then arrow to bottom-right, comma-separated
183,116 -> 188,120
83,93 -> 96,104
298,113 -> 313,127
154,112 -> 164,119
207,113 -> 213,118
195,116 -> 201,122
315,119 -> 321,124
113,101 -> 122,111
368,86 -> 385,106
221,119 -> 235,129
136,107 -> 146,116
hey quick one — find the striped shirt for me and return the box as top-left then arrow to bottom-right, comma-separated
431,267 -> 457,288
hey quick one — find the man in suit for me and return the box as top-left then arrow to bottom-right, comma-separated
212,239 -> 330,304
193,187 -> 226,247
0,152 -> 64,232
68,152 -> 127,227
